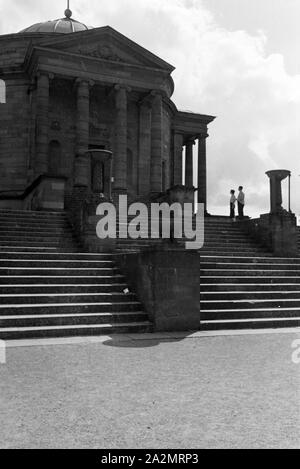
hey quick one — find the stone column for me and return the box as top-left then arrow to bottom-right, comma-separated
35,72 -> 51,175
138,99 -> 152,196
198,134 -> 208,212
74,79 -> 91,187
185,138 -> 195,188
266,169 -> 291,213
173,133 -> 183,185
150,91 -> 163,193
114,85 -> 129,194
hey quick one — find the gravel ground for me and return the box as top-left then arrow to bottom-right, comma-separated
0,332 -> 299,449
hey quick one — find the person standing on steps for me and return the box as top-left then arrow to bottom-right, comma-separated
237,186 -> 245,219
230,190 -> 236,219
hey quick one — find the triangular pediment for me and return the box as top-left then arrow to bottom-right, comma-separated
38,26 -> 175,72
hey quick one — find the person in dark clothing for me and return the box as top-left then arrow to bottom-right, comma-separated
230,190 -> 236,219
237,186 -> 245,219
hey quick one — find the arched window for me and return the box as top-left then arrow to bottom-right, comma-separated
48,140 -> 62,175
0,79 -> 6,104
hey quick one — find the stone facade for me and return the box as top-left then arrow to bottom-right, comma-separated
0,17 -> 215,208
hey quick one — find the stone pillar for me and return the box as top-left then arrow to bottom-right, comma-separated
35,72 -> 51,175
173,133 -> 183,185
198,134 -> 208,212
138,99 -> 152,196
74,79 -> 91,187
185,138 -> 195,187
114,85 -> 129,194
266,169 -> 291,214
150,91 -> 163,193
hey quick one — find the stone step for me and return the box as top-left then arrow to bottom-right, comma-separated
0,284 -> 128,294
0,292 -> 137,305
0,259 -> 115,268
201,243 -> 263,249
0,242 -> 77,249
200,269 -> 300,276
201,291 -> 300,300
0,311 -> 148,328
200,248 -> 268,254
0,212 -> 67,221
0,302 -> 142,315
0,228 -> 74,236
0,216 -> 69,224
201,307 -> 300,320
199,251 -> 272,257
0,209 -> 66,216
200,317 -> 300,330
0,220 -> 70,229
200,276 -> 300,284
203,236 -> 258,242
0,234 -> 75,241
200,283 -> 300,292
201,298 -> 300,309
0,246 -> 76,252
0,267 -> 120,276
0,321 -> 152,340
0,251 -> 115,260
200,262 -> 300,270
0,275 -> 125,285
200,256 -> 300,264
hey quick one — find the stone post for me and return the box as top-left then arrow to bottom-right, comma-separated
114,85 -> 129,194
35,72 -> 51,175
74,79 -> 92,187
150,91 -> 163,194
185,138 -> 195,187
198,134 -> 208,212
266,169 -> 291,214
173,133 -> 183,185
138,99 -> 152,196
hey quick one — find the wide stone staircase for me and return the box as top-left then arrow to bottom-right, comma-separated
200,217 -> 300,330
0,209 -> 152,339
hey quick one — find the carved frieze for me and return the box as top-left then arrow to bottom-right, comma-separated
76,44 -> 123,62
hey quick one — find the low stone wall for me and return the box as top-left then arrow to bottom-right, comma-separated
239,211 -> 298,257
116,249 -> 200,332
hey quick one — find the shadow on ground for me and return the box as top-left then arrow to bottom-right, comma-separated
102,332 -> 195,348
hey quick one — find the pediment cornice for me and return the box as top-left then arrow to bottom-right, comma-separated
34,26 -> 175,73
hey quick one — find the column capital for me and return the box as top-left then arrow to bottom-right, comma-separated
150,89 -> 166,98
36,71 -> 53,81
184,137 -> 196,147
75,78 -> 95,88
197,133 -> 209,140
114,84 -> 132,93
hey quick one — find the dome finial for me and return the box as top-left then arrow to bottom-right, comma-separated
64,0 -> 72,18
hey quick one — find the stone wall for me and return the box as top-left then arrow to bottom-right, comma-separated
117,249 -> 200,332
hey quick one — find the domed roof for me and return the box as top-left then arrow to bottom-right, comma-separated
19,8 -> 91,34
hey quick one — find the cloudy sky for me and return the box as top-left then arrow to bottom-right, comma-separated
0,0 -> 299,218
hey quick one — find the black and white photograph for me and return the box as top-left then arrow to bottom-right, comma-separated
0,0 -> 299,452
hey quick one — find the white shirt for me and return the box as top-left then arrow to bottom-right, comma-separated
237,191 -> 245,205
230,195 -> 236,204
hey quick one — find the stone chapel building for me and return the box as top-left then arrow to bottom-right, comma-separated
0,7 -> 215,211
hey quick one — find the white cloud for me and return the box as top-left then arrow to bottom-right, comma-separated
1,0 -> 300,218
